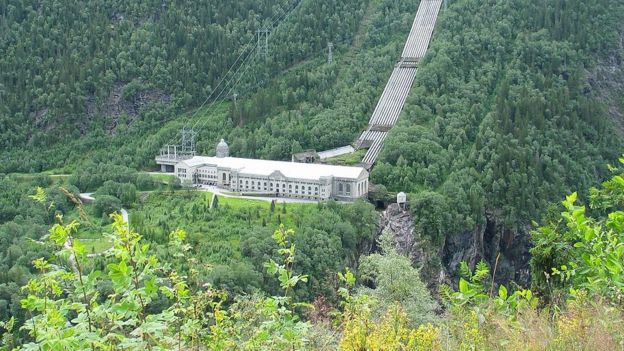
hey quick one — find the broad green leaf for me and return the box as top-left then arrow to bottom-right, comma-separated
458,278 -> 469,294
498,285 -> 508,300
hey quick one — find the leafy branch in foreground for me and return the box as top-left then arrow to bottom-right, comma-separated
16,188 -> 313,350
531,157 -> 624,304
440,260 -> 537,318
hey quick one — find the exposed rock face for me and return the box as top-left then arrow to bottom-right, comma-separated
380,204 -> 419,261
379,203 -> 448,290
587,28 -> 624,135
380,203 -> 531,289
85,82 -> 171,134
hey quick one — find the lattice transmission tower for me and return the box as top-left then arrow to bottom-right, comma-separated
257,28 -> 270,59
180,128 -> 198,157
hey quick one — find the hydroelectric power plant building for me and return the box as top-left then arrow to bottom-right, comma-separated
157,139 -> 369,201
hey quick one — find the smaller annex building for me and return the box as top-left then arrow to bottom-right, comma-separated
174,140 -> 369,201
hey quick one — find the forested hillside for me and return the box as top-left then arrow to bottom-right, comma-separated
2,0 -> 624,349
1,0 -> 623,290
373,0 -> 624,283
1,0 -> 422,174
4,164 -> 624,349
0,0 -> 375,171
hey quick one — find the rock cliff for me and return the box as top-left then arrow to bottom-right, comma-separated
380,203 -> 531,291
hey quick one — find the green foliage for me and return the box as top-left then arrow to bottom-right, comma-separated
441,260 -> 538,318
264,226 -> 309,294
10,193 -> 317,350
0,0 -> 382,173
357,234 -> 438,326
441,261 -> 491,307
92,195 -> 122,218
409,191 -> 450,247
374,0 -> 624,239
69,162 -> 154,192
95,180 -> 137,207
531,159 -> 624,304
0,316 -> 16,350
337,249 -> 441,351
126,192 -> 377,302
0,178 -> 80,335
19,213 -> 190,349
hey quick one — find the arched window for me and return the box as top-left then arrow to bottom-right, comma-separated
338,183 -> 343,192
346,184 -> 351,194
222,173 -> 226,181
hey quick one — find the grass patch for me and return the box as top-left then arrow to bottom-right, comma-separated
81,238 -> 111,255
322,149 -> 366,166
8,172 -> 71,185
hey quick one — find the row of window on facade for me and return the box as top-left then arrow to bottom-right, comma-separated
177,168 -> 367,198
235,179 -> 320,195
338,180 -> 368,196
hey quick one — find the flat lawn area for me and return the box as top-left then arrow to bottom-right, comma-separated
81,238 -> 111,255
322,149 -> 366,166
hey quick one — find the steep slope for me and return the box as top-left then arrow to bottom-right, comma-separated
0,0 -> 373,172
373,0 -> 624,284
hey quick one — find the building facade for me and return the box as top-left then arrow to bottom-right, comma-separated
171,140 -> 369,201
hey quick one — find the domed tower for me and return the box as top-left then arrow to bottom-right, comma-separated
216,139 -> 229,158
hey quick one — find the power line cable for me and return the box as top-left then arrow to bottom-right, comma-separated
165,0 -> 305,146
188,45 -> 258,132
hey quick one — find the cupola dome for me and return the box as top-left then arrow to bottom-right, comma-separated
216,139 -> 229,158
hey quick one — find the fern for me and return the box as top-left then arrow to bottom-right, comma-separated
459,262 -> 473,280
472,261 -> 490,284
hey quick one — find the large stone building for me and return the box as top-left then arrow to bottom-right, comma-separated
169,139 -> 369,201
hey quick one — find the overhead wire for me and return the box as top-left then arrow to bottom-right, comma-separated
188,44 -> 258,132
165,0 -> 305,146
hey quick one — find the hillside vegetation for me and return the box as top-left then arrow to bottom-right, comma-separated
2,0 -> 624,349
0,0 -> 394,172
373,0 -> 624,281
3,167 -> 624,349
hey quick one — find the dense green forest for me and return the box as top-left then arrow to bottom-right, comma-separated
375,0 -> 624,227
0,174 -> 378,341
2,0 -> 624,348
3,0 -> 622,225
371,0 -> 624,280
3,158 -> 624,349
0,0 -> 387,172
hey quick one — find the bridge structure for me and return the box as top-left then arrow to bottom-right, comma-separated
357,0 -> 442,169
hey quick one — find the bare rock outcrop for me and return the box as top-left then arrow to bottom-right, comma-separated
380,203 -> 531,291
